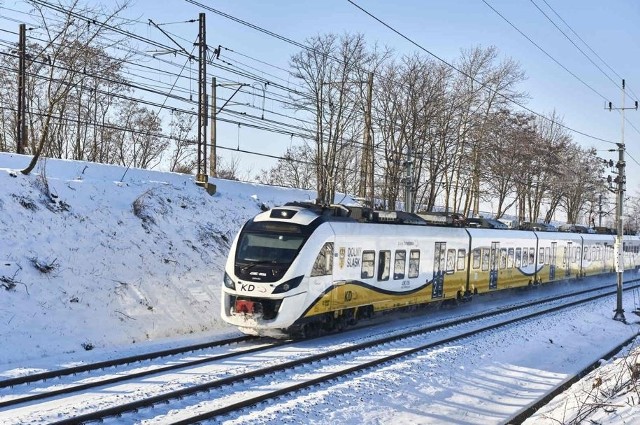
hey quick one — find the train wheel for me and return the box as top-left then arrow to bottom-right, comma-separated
356,305 -> 374,321
300,322 -> 320,339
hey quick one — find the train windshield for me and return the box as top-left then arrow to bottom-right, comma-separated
236,221 -> 307,265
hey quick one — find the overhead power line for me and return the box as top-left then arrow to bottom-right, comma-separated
481,0 -> 609,102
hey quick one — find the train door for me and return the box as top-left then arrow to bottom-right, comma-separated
489,242 -> 499,290
549,242 -> 557,281
564,242 -> 572,278
432,242 -> 446,298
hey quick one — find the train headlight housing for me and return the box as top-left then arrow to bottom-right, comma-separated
223,272 -> 236,290
272,275 -> 304,294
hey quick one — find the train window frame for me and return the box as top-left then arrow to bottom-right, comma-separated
598,246 -> 602,261
545,247 -> 551,265
472,248 -> 481,269
538,247 -> 544,264
457,249 -> 466,271
507,248 -> 514,269
530,247 -> 535,265
446,248 -> 456,273
515,248 -> 522,268
481,248 -> 490,271
378,250 -> 391,281
310,242 -> 334,277
361,250 -> 375,279
394,250 -> 406,280
408,249 -> 420,278
522,248 -> 528,267
500,248 -> 507,269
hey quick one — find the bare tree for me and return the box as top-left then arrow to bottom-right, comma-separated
526,111 -> 572,223
216,155 -> 242,181
115,100 -> 165,169
558,144 -> 605,224
453,46 -> 528,216
290,33 -> 385,204
167,110 -> 197,173
624,193 -> 640,234
256,144 -> 316,189
374,54 -> 447,211
20,0 -> 131,175
479,110 -> 531,218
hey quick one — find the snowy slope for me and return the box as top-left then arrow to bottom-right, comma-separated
0,153 -> 334,365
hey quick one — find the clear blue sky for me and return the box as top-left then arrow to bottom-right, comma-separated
3,0 -> 640,199
132,0 -> 640,191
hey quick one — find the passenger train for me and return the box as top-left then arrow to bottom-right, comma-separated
220,202 -> 640,337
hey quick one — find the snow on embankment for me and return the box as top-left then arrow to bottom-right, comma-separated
0,153 -> 318,365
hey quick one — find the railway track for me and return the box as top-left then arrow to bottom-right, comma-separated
0,335 -> 282,409
1,280 -> 637,424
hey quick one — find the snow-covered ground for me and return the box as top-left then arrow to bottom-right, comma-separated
0,152 -> 639,424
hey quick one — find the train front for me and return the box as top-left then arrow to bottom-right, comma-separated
220,205 -> 332,337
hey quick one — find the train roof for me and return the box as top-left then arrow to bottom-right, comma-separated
260,203 -> 638,237
260,202 -> 430,226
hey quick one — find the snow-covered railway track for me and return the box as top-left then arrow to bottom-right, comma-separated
1,282 -> 637,424
0,335 -> 282,409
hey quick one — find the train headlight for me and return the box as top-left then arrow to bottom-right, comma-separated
223,272 -> 236,290
272,275 -> 304,294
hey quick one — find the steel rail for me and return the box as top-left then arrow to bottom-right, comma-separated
43,281 -> 640,425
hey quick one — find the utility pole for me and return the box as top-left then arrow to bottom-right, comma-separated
16,23 -> 26,154
606,78 -> 638,323
196,12 -> 208,186
598,194 -> 603,228
210,76 -> 216,177
403,146 -> 414,212
358,72 -> 374,207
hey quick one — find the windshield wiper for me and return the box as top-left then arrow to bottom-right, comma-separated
240,260 -> 276,272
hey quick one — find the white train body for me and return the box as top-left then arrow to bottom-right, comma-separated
220,204 -> 640,337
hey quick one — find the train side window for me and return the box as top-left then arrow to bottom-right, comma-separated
576,247 -> 581,262
598,246 -> 602,260
378,250 -> 391,281
545,247 -> 551,264
394,250 -> 406,280
408,250 -> 420,278
472,248 -> 481,269
583,247 -> 589,260
522,248 -> 528,267
446,249 -> 456,273
538,247 -> 544,264
515,248 -> 522,267
457,249 -> 466,271
481,248 -> 489,271
310,242 -> 334,277
361,250 -> 375,279
507,248 -> 514,269
530,247 -> 535,265
500,248 -> 507,269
